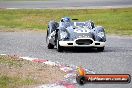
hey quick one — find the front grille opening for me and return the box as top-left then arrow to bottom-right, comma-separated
67,43 -> 73,45
76,39 -> 93,45
95,43 -> 100,45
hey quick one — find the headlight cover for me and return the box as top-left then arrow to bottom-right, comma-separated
60,31 -> 68,39
98,32 -> 105,38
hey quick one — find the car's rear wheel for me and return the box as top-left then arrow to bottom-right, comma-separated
97,47 -> 104,52
57,39 -> 63,52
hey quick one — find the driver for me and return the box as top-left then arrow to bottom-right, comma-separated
64,17 -> 71,22
60,17 -> 71,27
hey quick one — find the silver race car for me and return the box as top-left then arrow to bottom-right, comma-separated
46,17 -> 106,52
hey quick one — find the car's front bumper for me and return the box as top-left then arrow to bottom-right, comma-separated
59,38 -> 105,47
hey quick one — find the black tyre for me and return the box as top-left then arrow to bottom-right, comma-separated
46,31 -> 54,49
97,47 -> 104,52
76,76 -> 86,85
56,39 -> 63,52
48,43 -> 54,49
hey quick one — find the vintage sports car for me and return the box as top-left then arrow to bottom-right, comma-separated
46,17 -> 106,52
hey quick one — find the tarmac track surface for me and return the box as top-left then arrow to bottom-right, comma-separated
0,32 -> 132,88
0,0 -> 132,9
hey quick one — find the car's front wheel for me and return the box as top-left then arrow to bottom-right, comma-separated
97,47 -> 104,52
57,39 -> 63,52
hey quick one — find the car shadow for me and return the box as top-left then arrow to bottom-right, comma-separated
62,47 -> 101,53
53,46 -> 132,53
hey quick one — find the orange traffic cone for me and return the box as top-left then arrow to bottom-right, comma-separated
77,66 -> 86,76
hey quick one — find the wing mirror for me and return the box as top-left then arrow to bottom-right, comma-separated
72,19 -> 78,21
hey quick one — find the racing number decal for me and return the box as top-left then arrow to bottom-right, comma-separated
74,28 -> 90,33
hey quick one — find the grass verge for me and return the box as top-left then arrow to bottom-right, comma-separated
0,75 -> 35,88
0,8 -> 132,35
0,55 -> 65,88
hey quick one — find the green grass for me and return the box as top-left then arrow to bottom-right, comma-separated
0,8 -> 132,35
0,56 -> 22,67
0,75 -> 35,88
0,56 -> 37,88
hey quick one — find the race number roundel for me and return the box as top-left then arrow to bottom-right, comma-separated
74,28 -> 90,33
